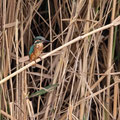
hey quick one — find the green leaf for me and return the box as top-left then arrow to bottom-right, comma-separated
28,84 -> 59,99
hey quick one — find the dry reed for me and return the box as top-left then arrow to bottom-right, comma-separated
0,0 -> 120,120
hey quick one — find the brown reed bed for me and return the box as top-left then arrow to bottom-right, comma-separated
0,0 -> 120,120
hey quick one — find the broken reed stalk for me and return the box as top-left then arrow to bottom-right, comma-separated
0,16 -> 120,85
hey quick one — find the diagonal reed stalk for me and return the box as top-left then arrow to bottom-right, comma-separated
1,16 -> 120,85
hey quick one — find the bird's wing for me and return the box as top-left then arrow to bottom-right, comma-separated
29,44 -> 35,56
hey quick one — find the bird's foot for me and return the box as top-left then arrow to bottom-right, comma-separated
32,57 -> 42,68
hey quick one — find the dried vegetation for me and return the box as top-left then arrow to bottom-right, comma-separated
0,0 -> 120,120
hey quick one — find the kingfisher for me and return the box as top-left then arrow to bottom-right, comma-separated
29,36 -> 49,62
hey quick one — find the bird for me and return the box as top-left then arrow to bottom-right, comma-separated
29,36 -> 49,62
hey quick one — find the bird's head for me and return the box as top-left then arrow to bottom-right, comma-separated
34,36 -> 49,44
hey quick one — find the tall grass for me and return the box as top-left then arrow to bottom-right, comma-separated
0,0 -> 120,120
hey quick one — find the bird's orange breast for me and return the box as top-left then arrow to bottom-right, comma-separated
29,43 -> 43,61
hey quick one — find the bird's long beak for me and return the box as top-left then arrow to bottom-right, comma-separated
42,39 -> 50,43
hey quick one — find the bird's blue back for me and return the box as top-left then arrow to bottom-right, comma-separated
29,44 -> 35,56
